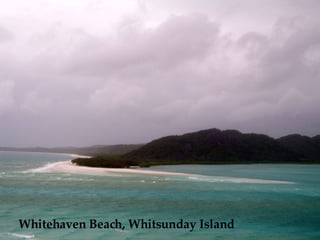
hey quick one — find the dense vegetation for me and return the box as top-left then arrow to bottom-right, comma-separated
72,128 -> 320,168
72,155 -> 139,168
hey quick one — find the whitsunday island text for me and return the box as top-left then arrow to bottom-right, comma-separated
19,218 -> 235,232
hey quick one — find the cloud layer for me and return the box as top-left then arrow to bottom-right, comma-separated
0,0 -> 319,146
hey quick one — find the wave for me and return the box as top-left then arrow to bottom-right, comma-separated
187,176 -> 294,184
23,161 -> 71,173
8,233 -> 34,239
21,153 -> 91,174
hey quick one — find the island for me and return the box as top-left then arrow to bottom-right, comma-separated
71,128 -> 320,168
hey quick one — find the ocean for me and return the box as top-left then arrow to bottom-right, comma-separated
0,151 -> 319,239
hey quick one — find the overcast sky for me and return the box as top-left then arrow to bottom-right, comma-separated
0,0 -> 319,147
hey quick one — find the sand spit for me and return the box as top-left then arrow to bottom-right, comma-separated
28,160 -> 294,184
30,161 -> 190,176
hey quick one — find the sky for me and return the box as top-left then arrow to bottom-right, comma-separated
0,0 -> 319,147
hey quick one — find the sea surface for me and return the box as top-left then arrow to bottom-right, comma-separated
0,151 -> 319,240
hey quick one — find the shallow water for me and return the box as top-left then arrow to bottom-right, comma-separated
0,151 -> 319,239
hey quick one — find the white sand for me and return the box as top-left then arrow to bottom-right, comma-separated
31,161 -> 190,176
187,176 -> 294,184
68,154 -> 92,159
28,160 -> 294,184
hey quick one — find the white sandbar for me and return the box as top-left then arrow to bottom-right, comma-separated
29,161 -> 294,184
31,161 -> 190,176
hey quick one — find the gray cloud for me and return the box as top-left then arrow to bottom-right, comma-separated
0,26 -> 13,42
0,1 -> 319,147
68,14 -> 219,76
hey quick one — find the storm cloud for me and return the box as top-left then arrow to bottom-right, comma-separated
0,0 -> 319,146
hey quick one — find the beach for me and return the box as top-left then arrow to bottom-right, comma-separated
28,159 -> 294,184
29,160 -> 192,176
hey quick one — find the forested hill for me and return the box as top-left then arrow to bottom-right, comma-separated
72,128 -> 320,168
125,128 -> 320,164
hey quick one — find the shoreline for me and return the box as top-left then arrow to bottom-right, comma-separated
31,160 -> 191,176
29,160 -> 294,184
66,153 -> 93,159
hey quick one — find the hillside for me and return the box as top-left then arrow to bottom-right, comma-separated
125,129 -> 296,164
72,128 -> 320,168
277,134 -> 320,162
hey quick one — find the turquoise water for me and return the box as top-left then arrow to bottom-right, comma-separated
0,151 -> 319,239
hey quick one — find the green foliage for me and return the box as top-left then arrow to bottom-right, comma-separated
125,128 -> 299,163
72,155 -> 139,168
72,128 -> 320,168
277,134 -> 320,161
